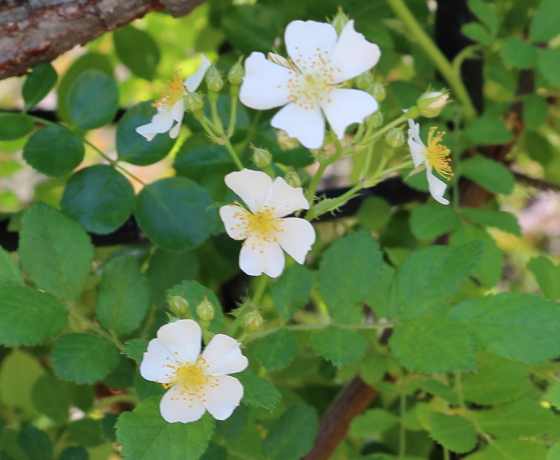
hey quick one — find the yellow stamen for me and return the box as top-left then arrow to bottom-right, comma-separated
425,127 -> 453,180
228,203 -> 285,253
152,74 -> 184,109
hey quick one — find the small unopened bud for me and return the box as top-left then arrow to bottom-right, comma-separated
205,65 -> 224,92
331,7 -> 350,35
243,310 -> 263,332
251,146 -> 272,168
385,127 -> 406,148
167,294 -> 190,318
369,81 -> 386,102
417,90 -> 449,117
184,91 -> 204,112
196,297 -> 215,321
356,71 -> 374,91
370,111 -> 384,128
284,171 -> 302,188
228,59 -> 245,85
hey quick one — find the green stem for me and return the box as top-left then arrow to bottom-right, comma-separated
456,371 -> 493,443
252,275 -> 269,306
223,137 -> 244,170
66,304 -> 124,350
385,0 -> 477,122
313,182 -> 364,218
443,447 -> 450,460
361,111 -> 412,145
399,382 -> 407,460
227,86 -> 239,137
198,115 -> 244,170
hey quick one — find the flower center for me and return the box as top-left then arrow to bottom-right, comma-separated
152,74 -> 184,109
425,127 -> 453,180
228,204 -> 285,252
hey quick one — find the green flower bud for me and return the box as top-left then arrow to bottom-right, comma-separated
228,59 -> 245,85
355,71 -> 374,91
251,146 -> 272,168
385,127 -> 406,148
284,171 -> 302,188
167,294 -> 190,318
243,310 -> 263,333
331,7 -> 350,35
184,91 -> 204,112
370,111 -> 384,128
368,81 -> 386,102
205,65 -> 224,92
417,90 -> 449,117
196,297 -> 215,321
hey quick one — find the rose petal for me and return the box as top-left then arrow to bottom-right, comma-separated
169,122 -> 181,139
157,319 -> 201,365
225,169 -> 272,213
321,88 -> 378,140
139,338 -> 175,384
171,99 -> 184,122
240,52 -> 292,110
203,334 -> 248,376
265,176 -> 310,218
135,109 -> 174,139
285,20 -> 338,68
330,20 -> 381,83
160,384 -> 206,423
426,169 -> 450,205
275,218 -> 316,264
271,102 -> 324,149
408,138 -> 427,168
184,54 -> 212,92
202,375 -> 244,421
219,205 -> 249,240
239,238 -> 285,277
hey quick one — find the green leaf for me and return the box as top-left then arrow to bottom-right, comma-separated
463,118 -> 514,146
68,418 -> 104,447
538,49 -> 560,86
31,375 -> 70,422
461,155 -> 515,195
547,442 -> 560,460
23,126 -> 85,177
317,230 -> 383,322
113,25 -> 160,81
390,317 -> 475,374
523,130 -> 553,165
0,114 -> 34,141
410,202 -> 461,239
528,257 -> 560,301
123,339 -> 148,364
465,439 -> 546,460
255,328 -> 299,371
235,369 -> 280,411
416,379 -> 458,404
17,428 -> 52,460
0,247 -> 23,286
462,350 -> 529,405
530,0 -> 560,43
270,264 -> 313,322
116,396 -> 215,460
523,94 -> 549,130
52,334 -> 120,384
460,207 -> 521,236
67,69 -> 119,129
450,292 -> 560,363
350,409 -> 399,437
546,382 -> 560,409
135,177 -> 216,252
60,447 -> 88,460
310,326 -> 368,367
428,413 -> 477,454
0,285 -> 67,346
263,405 -> 318,460
61,165 -> 136,234
500,38 -> 538,69
357,196 -> 392,230
365,263 -> 395,319
475,398 -> 557,438
19,202 -> 93,302
461,23 -> 493,44
96,255 -> 150,335
116,101 -> 176,165
467,0 -> 499,35
389,241 -> 482,319
22,63 -> 58,110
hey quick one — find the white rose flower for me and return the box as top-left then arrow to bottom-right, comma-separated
136,55 -> 212,141
140,319 -> 248,423
239,20 -> 381,149
407,119 -> 453,205
219,169 -> 316,278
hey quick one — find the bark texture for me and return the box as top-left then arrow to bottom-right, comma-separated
0,0 -> 207,80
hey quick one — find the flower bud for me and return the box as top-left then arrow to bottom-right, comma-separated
385,127 -> 406,148
167,294 -> 190,318
284,171 -> 302,188
243,310 -> 263,332
368,81 -> 386,102
355,71 -> 374,91
331,7 -> 350,35
228,59 -> 245,85
417,90 -> 449,117
196,297 -> 215,321
370,111 -> 384,128
184,91 -> 204,112
251,146 -> 272,168
205,65 -> 224,92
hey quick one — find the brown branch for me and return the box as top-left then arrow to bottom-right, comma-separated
0,0 -> 207,81
512,171 -> 560,192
